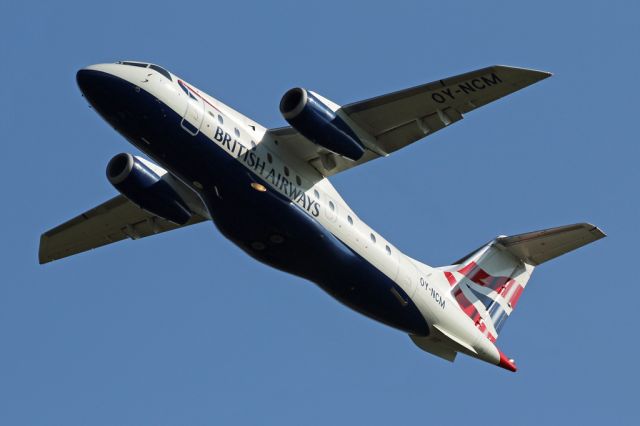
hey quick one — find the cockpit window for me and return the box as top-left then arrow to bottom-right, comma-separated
116,61 -> 173,82
118,61 -> 149,68
149,64 -> 172,81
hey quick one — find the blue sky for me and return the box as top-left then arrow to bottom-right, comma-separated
0,0 -> 637,424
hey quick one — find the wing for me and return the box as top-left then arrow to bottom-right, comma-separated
39,195 -> 208,264
269,65 -> 551,177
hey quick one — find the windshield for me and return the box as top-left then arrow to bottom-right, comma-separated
116,61 -> 173,81
149,64 -> 172,81
117,61 -> 149,68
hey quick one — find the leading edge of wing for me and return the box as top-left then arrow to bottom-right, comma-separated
342,65 -> 552,114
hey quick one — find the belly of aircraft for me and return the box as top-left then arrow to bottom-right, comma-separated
203,184 -> 428,336
102,80 -> 428,336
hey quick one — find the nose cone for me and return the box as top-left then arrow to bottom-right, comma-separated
76,68 -> 122,111
76,66 -> 142,129
76,68 -> 104,95
76,65 -> 165,143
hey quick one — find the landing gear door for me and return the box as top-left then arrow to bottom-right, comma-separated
178,80 -> 204,136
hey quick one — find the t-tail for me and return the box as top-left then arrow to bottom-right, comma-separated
413,223 -> 605,371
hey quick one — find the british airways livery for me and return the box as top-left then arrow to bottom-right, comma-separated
39,61 -> 605,372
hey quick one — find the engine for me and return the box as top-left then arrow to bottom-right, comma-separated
106,153 -> 192,225
279,88 -> 365,161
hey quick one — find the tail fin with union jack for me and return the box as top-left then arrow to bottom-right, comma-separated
438,223 -> 605,342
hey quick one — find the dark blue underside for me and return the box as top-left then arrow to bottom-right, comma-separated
78,70 -> 429,336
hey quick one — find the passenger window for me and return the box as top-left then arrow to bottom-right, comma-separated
329,201 -> 335,211
284,166 -> 290,177
267,153 -> 273,163
251,141 -> 257,150
218,115 -> 224,124
314,189 -> 320,199
295,175 -> 302,186
370,233 -> 376,243
347,215 -> 353,225
385,245 -> 391,255
234,128 -> 240,137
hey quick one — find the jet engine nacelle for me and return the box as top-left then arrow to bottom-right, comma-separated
106,153 -> 192,225
279,88 -> 365,161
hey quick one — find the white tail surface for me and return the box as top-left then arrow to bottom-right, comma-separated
438,223 -> 605,343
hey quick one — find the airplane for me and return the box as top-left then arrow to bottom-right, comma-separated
39,61 -> 605,372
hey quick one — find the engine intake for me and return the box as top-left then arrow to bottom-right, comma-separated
280,88 -> 365,161
106,153 -> 192,225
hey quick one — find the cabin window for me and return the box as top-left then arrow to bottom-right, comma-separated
329,201 -> 335,211
267,153 -> 273,163
217,115 -> 224,124
284,166 -> 290,177
296,175 -> 302,186
251,141 -> 257,150
370,233 -> 376,243
385,245 -> 391,255
347,215 -> 353,225
234,128 -> 240,137
314,189 -> 320,199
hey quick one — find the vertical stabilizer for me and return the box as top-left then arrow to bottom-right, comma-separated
439,223 -> 605,342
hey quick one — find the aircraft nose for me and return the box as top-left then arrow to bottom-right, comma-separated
76,67 -> 137,125
76,65 -> 163,140
76,68 -> 117,108
76,68 -> 101,93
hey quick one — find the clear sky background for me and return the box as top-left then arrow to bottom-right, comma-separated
0,1 -> 637,424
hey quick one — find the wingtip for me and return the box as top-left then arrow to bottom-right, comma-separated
580,222 -> 607,239
38,233 -> 51,265
493,65 -> 553,80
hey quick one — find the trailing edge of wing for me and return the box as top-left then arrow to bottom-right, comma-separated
39,195 -> 207,264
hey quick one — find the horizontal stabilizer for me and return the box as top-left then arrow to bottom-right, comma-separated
410,335 -> 457,362
496,223 -> 606,266
432,324 -> 478,355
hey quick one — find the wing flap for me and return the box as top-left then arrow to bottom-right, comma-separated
39,195 -> 207,264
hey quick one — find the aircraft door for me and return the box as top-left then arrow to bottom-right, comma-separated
398,255 -> 418,298
179,82 -> 204,136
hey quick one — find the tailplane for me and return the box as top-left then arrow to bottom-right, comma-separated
438,223 -> 605,343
